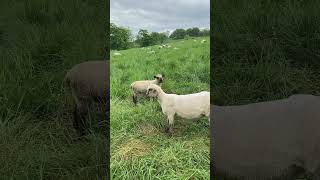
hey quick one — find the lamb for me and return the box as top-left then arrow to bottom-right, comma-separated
146,84 -> 210,135
211,94 -> 320,179
64,60 -> 109,137
130,74 -> 165,105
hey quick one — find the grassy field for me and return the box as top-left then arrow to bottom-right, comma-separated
211,0 -> 320,179
110,37 -> 210,179
0,0 -> 108,179
211,0 -> 320,106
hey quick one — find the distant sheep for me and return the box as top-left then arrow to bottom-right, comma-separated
113,52 -> 121,56
146,84 -> 210,135
212,94 -> 320,179
130,74 -> 165,105
147,50 -> 156,54
64,61 -> 109,136
201,39 -> 207,43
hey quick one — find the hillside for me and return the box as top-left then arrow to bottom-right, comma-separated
110,37 -> 210,179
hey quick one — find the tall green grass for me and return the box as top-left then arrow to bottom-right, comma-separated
211,0 -> 320,106
0,0 -> 108,179
111,37 -> 210,179
212,0 -> 320,179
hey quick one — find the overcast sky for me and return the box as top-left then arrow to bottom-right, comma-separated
111,0 -> 210,36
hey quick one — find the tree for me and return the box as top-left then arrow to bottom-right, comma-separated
186,27 -> 200,37
110,23 -> 132,50
199,29 -> 210,36
169,29 -> 186,39
150,32 -> 168,44
136,29 -> 153,47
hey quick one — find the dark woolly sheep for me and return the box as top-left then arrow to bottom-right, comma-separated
64,60 -> 109,136
211,94 -> 320,180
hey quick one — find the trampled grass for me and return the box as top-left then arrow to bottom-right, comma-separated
110,37 -> 210,179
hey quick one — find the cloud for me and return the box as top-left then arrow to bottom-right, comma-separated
111,0 -> 210,36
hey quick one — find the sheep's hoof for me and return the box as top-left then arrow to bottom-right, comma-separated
165,127 -> 173,137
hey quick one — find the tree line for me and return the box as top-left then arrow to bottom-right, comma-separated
110,23 -> 210,50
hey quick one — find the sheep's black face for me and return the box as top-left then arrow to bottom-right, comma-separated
154,74 -> 164,83
146,88 -> 158,97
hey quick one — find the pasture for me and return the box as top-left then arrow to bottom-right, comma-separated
110,37 -> 210,179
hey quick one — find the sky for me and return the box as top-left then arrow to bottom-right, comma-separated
110,0 -> 210,36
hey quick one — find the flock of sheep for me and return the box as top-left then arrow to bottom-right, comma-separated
112,39 -> 207,56
130,74 -> 210,135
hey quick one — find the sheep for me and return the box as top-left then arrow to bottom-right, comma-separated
211,94 -> 320,179
146,84 -> 210,135
64,60 -> 109,137
130,74 -> 165,105
201,39 -> 207,43
113,52 -> 121,56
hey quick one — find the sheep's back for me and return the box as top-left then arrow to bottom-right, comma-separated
66,61 -> 109,99
212,94 -> 320,178
172,91 -> 210,118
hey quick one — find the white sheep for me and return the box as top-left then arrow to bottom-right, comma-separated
146,84 -> 210,135
130,74 -> 165,105
113,52 -> 121,56
201,39 -> 207,43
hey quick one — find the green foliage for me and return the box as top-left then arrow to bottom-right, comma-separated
110,23 -> 132,50
186,27 -> 200,37
211,0 -> 320,107
136,29 -> 154,47
150,32 -> 168,44
170,28 -> 186,39
111,37 -> 210,179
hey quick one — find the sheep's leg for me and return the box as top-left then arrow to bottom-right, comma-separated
165,114 -> 174,135
73,105 -> 80,131
76,99 -> 90,136
132,92 -> 138,105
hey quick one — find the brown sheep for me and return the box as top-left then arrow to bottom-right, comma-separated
211,94 -> 320,179
64,60 -> 109,136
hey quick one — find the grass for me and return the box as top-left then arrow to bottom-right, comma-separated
0,0 -> 108,179
211,0 -> 320,179
211,0 -> 320,106
110,37 -> 210,179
